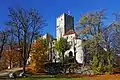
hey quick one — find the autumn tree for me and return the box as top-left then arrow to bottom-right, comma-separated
6,7 -> 46,73
0,29 -> 21,69
30,38 -> 48,73
3,45 -> 19,69
0,30 -> 9,70
2,28 -> 22,69
0,31 -> 8,59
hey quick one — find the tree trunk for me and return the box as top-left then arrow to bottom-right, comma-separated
23,30 -> 27,73
19,52 -> 23,67
10,58 -> 12,69
19,60 -> 22,67
62,52 -> 64,65
23,58 -> 26,73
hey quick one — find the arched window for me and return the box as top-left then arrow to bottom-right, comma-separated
69,51 -> 73,58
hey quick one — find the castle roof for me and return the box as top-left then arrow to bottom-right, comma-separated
64,29 -> 76,36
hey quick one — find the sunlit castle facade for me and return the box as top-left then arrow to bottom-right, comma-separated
56,13 -> 84,63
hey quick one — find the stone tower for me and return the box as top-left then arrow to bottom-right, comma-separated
56,13 -> 74,40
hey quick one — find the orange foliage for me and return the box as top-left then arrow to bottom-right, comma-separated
30,38 -> 48,73
2,45 -> 23,68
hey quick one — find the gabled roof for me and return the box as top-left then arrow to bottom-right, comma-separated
64,29 -> 76,36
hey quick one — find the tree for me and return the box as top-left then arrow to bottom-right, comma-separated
2,28 -> 23,69
3,45 -> 20,69
102,25 -> 115,73
102,13 -> 120,69
55,37 -> 70,65
76,10 -> 114,74
6,28 -> 16,68
0,30 -> 8,70
6,7 -> 46,73
0,31 -> 8,59
30,38 -> 48,73
108,13 -> 120,54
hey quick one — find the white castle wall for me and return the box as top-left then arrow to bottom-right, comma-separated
56,13 -> 65,40
75,39 -> 84,63
56,13 -> 84,64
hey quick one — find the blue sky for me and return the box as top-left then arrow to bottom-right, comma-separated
0,0 -> 120,37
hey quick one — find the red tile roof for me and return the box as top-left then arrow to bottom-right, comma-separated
64,29 -> 76,36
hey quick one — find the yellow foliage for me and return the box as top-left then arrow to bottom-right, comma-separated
30,38 -> 48,73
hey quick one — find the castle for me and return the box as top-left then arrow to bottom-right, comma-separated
39,13 -> 84,64
56,13 -> 84,63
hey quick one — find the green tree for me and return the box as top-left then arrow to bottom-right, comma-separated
77,10 -> 114,74
55,37 -> 69,65
102,13 -> 120,73
102,26 -> 115,73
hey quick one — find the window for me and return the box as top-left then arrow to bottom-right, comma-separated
66,36 -> 68,39
69,51 -> 73,58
